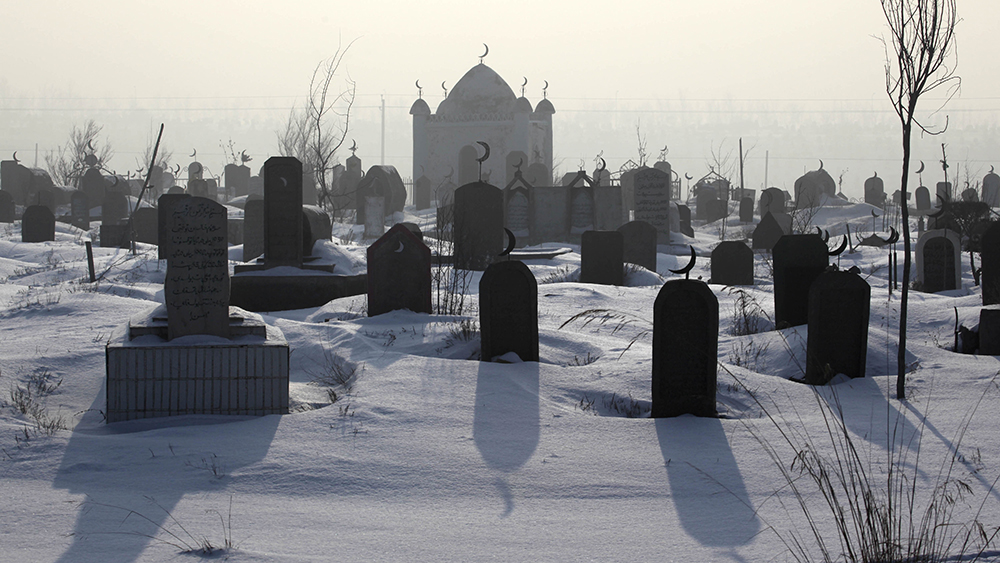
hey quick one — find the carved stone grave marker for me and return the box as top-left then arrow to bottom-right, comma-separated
580,230 -> 624,286
21,205 -> 55,242
70,191 -> 90,230
804,268 -> 870,383
454,181 -> 503,271
633,168 -> 671,243
264,157 -> 304,268
479,260 -> 538,362
367,224 -> 431,316
652,279 -> 718,418
617,220 -> 657,272
164,197 -> 230,340
711,241 -> 754,286
916,229 -> 961,293
772,234 -> 829,327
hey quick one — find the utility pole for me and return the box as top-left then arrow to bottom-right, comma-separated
380,95 -> 386,165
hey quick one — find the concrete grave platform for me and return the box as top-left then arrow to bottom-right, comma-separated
106,306 -> 289,423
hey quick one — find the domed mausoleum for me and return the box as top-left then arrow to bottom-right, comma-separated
411,63 -> 554,199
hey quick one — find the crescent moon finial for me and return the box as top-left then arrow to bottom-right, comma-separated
349,140 -> 357,155
441,81 -> 448,97
992,165 -> 996,175
415,79 -> 422,98
476,141 -> 490,164
828,236 -> 848,256
499,228 -> 516,258
874,171 -> 878,178
818,159 -> 824,170
684,173 -> 693,180
514,157 -> 524,172
190,148 -> 197,158
872,209 -> 880,218
543,80 -> 549,99
668,246 -> 697,280
11,151 -> 18,164
597,157 -> 607,174
173,164 -> 181,175
87,140 -> 96,152
480,43 -> 489,63
887,227 -> 899,244
916,160 -> 926,174
521,76 -> 527,97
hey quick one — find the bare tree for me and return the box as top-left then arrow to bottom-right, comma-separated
277,38 -> 357,216
44,120 -> 114,187
881,0 -> 959,399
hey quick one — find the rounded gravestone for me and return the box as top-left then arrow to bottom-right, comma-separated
805,269 -> 870,384
652,279 -> 718,418
367,224 -> 431,317
617,220 -> 657,272
479,260 -> 538,362
21,205 -> 55,243
454,181 -> 504,271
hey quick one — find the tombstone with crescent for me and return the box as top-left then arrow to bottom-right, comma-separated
367,224 -> 431,317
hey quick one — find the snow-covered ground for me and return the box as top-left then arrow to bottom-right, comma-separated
1,204 -> 1000,563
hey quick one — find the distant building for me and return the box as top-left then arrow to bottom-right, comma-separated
411,63 -> 554,197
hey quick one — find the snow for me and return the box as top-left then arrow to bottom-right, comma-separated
2,205 -> 1000,562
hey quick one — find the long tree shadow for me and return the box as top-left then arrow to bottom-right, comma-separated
656,416 -> 760,548
473,360 -> 540,516
52,381 -> 279,563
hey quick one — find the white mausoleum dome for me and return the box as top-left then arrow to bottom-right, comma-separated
435,64 -> 516,116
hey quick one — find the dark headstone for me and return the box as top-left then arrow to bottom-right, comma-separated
978,308 -> 1000,355
414,175 -> 431,211
794,168 -> 835,208
0,191 -> 14,223
133,207 -> 158,245
81,168 -> 107,206
225,164 -> 251,198
633,168 -> 671,243
21,205 -> 55,242
982,223 -> 1000,305
983,173 -> 1000,208
617,220 -> 657,272
580,230 -> 624,286
759,188 -> 786,217
711,241 -> 754,286
157,193 -> 191,260
772,234 -> 829,327
70,191 -> 90,230
454,182 -> 503,271
677,204 -> 694,237
264,157 -> 304,268
915,186 -> 931,211
367,224 -> 432,317
804,269 -> 870,384
752,211 -> 789,250
100,223 -> 131,248
102,192 -> 129,225
705,198 -> 728,223
479,260 -> 539,362
696,188 -> 718,221
164,197 -> 230,340
963,188 -> 979,202
916,229 -> 960,293
738,197 -> 754,223
864,174 -> 885,206
529,185 -> 569,244
652,279 -> 718,418
242,197 -> 264,262
302,205 -> 331,256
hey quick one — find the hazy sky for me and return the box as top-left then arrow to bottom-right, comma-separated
1,0 -> 997,196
